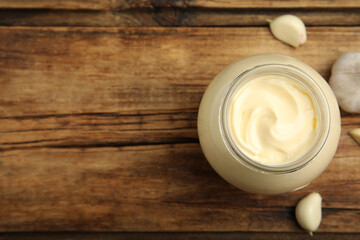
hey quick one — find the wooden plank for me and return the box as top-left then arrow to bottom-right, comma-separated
1,232 -> 360,240
0,10 -> 142,27
0,142 -> 359,231
185,0 -> 360,9
1,0 -> 359,10
0,109 -> 198,151
186,9 -> 360,27
0,0 -> 111,10
1,27 -> 360,118
1,9 -> 360,27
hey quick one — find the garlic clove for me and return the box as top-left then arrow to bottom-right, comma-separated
329,52 -> 360,113
349,128 -> 360,145
269,14 -> 307,47
295,192 -> 322,236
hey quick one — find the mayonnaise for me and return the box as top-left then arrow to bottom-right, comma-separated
227,75 -> 317,165
198,54 -> 340,194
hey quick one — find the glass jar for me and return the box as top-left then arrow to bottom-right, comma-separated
197,54 -> 341,195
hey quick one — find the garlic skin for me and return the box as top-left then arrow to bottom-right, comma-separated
269,14 -> 307,47
329,52 -> 360,113
350,128 -> 360,145
295,192 -> 322,235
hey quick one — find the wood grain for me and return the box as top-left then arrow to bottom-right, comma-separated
1,141 -> 360,231
185,9 -> 360,27
1,232 -> 360,240
1,27 -> 360,117
184,0 -> 360,9
0,109 -> 198,150
0,10 -> 142,27
2,9 -> 360,27
0,0 -> 111,10
1,27 -> 360,232
1,0 -> 360,10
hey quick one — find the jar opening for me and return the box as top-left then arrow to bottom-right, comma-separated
220,64 -> 330,174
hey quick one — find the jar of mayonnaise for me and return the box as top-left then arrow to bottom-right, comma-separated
198,54 -> 341,195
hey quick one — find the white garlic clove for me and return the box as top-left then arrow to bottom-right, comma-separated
329,52 -> 360,113
349,128 -> 360,145
268,14 -> 307,47
295,192 -> 322,236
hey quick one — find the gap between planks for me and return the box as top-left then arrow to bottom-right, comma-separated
1,8 -> 360,27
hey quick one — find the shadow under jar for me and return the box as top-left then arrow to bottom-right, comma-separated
198,54 -> 341,195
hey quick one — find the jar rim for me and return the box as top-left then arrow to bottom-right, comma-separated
220,63 -> 331,174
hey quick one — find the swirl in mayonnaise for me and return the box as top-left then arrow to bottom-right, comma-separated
227,75 -> 317,165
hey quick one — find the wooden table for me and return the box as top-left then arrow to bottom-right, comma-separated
1,1 -> 360,239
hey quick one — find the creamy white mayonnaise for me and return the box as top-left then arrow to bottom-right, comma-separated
227,75 -> 317,165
